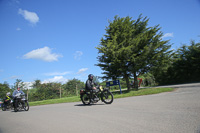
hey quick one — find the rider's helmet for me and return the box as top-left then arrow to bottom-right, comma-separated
88,74 -> 94,80
6,92 -> 11,96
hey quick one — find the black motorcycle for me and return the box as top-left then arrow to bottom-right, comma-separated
14,93 -> 29,112
1,99 -> 14,111
80,86 -> 113,105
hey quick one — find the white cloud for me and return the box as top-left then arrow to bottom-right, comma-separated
162,33 -> 174,38
77,68 -> 88,74
44,71 -> 71,76
23,82 -> 33,89
42,76 -> 69,84
3,75 -> 21,81
23,47 -> 62,62
16,27 -> 21,31
18,8 -> 39,25
13,0 -> 20,4
74,51 -> 83,60
10,75 -> 20,79
8,0 -> 20,6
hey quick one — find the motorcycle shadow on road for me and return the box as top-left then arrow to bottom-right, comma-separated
74,103 -> 105,107
11,110 -> 27,113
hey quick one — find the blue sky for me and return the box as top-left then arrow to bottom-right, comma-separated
0,0 -> 200,87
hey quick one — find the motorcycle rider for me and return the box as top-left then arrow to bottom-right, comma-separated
3,92 -> 13,109
85,74 -> 98,101
12,87 -> 25,110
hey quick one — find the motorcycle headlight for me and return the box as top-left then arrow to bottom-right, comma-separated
100,86 -> 103,91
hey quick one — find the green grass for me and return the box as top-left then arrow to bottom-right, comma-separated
29,87 -> 174,106
113,87 -> 174,98
29,96 -> 80,106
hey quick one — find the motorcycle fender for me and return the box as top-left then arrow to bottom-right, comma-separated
80,91 -> 87,98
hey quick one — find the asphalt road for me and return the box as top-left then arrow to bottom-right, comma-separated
0,83 -> 200,133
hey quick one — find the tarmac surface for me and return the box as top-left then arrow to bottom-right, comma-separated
0,83 -> 200,133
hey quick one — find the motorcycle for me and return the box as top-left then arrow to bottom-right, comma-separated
1,99 -> 14,111
14,93 -> 29,112
80,86 -> 114,105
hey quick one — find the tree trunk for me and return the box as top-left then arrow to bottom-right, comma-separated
125,75 -> 131,91
134,72 -> 138,91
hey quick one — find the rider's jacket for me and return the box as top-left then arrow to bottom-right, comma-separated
85,79 -> 97,90
4,95 -> 13,103
12,90 -> 25,98
6,96 -> 11,101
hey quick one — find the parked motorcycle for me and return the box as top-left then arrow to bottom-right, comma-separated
80,86 -> 113,105
14,93 -> 29,112
1,99 -> 14,111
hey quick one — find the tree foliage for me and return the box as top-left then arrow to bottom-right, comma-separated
155,40 -> 200,84
0,82 -> 11,99
13,79 -> 25,90
96,15 -> 172,90
62,78 -> 84,96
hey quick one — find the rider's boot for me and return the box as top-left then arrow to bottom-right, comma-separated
4,104 -> 7,110
14,107 -> 18,112
89,90 -> 94,103
14,101 -> 18,112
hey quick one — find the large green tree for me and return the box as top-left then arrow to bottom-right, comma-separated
96,15 -> 172,90
163,40 -> 200,84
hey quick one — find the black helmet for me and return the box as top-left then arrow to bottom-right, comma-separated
88,74 -> 94,79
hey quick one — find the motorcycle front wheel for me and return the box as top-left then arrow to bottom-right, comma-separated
81,93 -> 90,105
101,90 -> 113,104
1,103 -> 6,111
24,101 -> 29,111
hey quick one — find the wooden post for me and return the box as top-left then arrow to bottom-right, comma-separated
60,87 -> 61,98
27,88 -> 28,100
76,84 -> 78,96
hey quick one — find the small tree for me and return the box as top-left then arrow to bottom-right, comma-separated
63,79 -> 84,96
32,79 -> 41,88
14,79 -> 25,90
0,82 -> 11,98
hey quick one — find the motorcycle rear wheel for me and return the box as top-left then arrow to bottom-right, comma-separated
81,93 -> 90,105
101,90 -> 113,104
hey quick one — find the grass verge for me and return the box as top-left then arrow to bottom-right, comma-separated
29,87 -> 174,106
29,96 -> 80,106
113,87 -> 174,98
